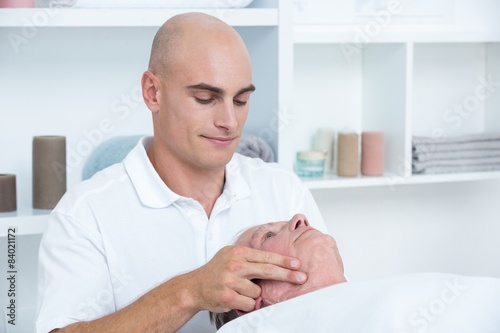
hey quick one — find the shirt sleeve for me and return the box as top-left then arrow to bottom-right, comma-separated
36,211 -> 115,333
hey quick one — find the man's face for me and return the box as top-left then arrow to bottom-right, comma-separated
236,214 -> 346,307
153,30 -> 254,172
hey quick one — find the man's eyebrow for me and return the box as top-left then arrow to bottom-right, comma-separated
187,83 -> 255,97
188,83 -> 224,95
236,84 -> 256,96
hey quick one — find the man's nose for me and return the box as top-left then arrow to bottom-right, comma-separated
289,214 -> 310,230
214,100 -> 238,132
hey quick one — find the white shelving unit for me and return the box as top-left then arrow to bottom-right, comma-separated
288,24 -> 500,190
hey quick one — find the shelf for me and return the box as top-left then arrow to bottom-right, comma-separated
0,213 -> 48,236
405,171 -> 500,185
301,173 -> 400,189
0,207 -> 50,236
302,171 -> 500,190
294,24 -> 500,44
0,7 -> 278,27
0,207 -> 50,218
10,173 -> 500,218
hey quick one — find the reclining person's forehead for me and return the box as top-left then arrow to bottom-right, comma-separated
236,222 -> 287,248
235,223 -> 270,247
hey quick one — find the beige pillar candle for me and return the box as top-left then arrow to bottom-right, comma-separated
337,132 -> 359,177
33,136 -> 67,209
361,131 -> 385,176
0,174 -> 17,212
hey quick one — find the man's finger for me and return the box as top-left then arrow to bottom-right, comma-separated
241,247 -> 301,271
233,277 -> 261,300
239,262 -> 308,285
231,293 -> 257,313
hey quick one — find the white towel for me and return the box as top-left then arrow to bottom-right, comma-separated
236,134 -> 275,163
413,140 -> 500,154
412,133 -> 500,174
413,150 -> 500,162
414,164 -> 500,175
413,133 -> 500,145
412,156 -> 500,173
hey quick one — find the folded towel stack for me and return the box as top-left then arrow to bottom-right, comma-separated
236,134 -> 275,163
412,133 -> 500,175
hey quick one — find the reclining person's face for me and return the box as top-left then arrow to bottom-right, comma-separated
235,214 -> 347,309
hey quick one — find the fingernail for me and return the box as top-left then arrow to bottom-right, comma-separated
290,260 -> 300,269
296,272 -> 307,283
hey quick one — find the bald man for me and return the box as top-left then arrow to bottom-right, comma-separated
36,13 -> 327,333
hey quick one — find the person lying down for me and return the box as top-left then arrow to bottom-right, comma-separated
210,213 -> 347,328
211,214 -> 500,333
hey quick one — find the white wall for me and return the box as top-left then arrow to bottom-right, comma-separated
313,180 -> 500,280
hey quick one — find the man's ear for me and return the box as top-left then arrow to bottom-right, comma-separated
141,71 -> 161,113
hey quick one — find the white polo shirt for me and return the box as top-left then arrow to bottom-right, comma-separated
36,137 -> 327,333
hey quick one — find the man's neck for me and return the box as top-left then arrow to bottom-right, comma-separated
147,147 -> 226,217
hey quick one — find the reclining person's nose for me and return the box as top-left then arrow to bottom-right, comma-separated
290,214 -> 310,230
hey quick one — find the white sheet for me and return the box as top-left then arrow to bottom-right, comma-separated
217,273 -> 500,333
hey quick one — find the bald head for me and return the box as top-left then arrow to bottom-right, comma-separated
148,12 -> 250,77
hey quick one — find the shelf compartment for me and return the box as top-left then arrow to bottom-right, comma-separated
291,40 -> 500,188
285,43 -> 408,176
411,42 -> 500,175
362,43 -> 408,178
412,42 -> 497,137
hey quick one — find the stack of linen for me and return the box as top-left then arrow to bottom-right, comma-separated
412,133 -> 500,174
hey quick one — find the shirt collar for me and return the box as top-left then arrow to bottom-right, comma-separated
124,137 -> 251,208
223,154 -> 251,202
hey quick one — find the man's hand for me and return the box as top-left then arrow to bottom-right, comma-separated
48,246 -> 305,333
188,245 -> 307,313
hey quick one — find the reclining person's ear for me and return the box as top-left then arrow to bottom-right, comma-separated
235,295 -> 263,317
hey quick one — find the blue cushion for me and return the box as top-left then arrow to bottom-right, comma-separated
82,135 -> 143,180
